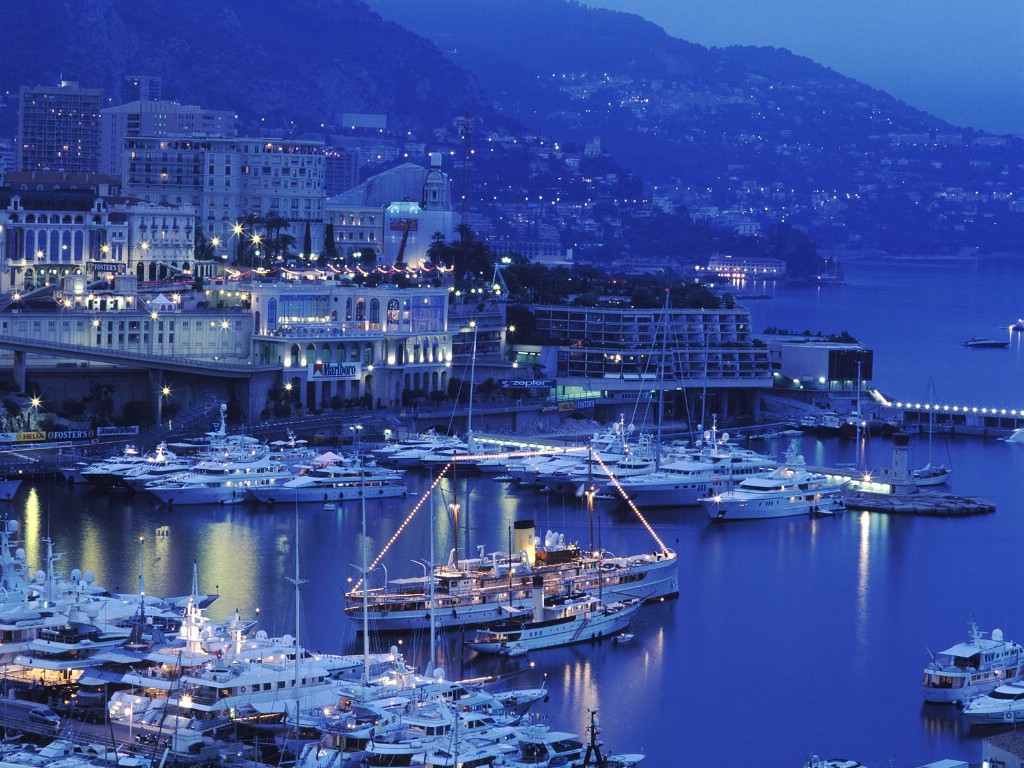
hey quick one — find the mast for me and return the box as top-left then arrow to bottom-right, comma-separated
427,478 -> 437,674
466,320 -> 478,452
656,288 -> 670,469
587,446 -> 595,553
357,425 -> 370,683
285,504 -> 306,715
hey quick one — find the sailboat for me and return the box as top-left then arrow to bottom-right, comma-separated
913,381 -> 952,487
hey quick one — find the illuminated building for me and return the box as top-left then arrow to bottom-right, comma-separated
17,81 -> 103,174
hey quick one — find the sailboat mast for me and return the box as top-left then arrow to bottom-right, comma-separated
285,505 -> 307,713
656,289 -> 670,469
466,320 -> 478,450
587,446 -> 595,553
358,426 -> 370,683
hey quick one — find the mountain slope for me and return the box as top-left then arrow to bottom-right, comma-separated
0,0 -> 492,133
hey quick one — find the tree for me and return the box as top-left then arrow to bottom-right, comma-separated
303,221 -> 312,258
324,222 -> 339,262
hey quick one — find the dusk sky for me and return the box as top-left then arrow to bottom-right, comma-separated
583,0 -> 1024,137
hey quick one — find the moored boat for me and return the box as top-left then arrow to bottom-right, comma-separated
922,622 -> 1024,704
466,583 -> 641,655
345,520 -> 677,633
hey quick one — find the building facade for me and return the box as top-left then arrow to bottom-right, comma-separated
17,81 -> 103,174
0,172 -> 198,292
122,136 -> 325,255
100,100 -> 237,176
524,302 -> 773,419
326,155 -> 457,266
248,281 -> 452,409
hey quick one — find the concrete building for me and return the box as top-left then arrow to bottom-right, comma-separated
122,136 -> 325,257
0,171 -> 198,291
249,280 -> 451,409
523,302 -> 773,420
326,154 -> 457,266
324,146 -> 360,197
100,100 -> 237,176
17,81 -> 103,174
120,76 -> 162,103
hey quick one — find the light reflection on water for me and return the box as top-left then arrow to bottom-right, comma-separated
8,432 -> 1024,763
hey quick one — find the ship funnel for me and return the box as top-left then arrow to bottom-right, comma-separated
532,575 -> 545,622
514,520 -> 536,566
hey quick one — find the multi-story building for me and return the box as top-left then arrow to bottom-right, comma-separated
100,100 -> 237,176
526,302 -> 773,419
325,154 -> 457,265
120,76 -> 162,103
17,81 -> 103,174
122,136 -> 325,255
249,280 -> 451,409
0,172 -> 197,291
324,147 -> 360,197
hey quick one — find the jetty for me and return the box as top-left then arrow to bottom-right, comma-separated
814,432 -> 995,517
843,491 -> 994,516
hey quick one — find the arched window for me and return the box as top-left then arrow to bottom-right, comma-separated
345,297 -> 353,321
364,343 -> 374,365
268,298 -> 278,330
290,344 -> 301,368
387,299 -> 399,326
24,231 -> 34,257
49,231 -> 59,256
356,297 -> 366,321
73,231 -> 83,260
370,299 -> 380,326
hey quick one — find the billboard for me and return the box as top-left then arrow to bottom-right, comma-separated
310,361 -> 362,381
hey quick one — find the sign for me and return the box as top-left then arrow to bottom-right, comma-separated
89,262 -> 121,273
502,379 -> 556,389
310,361 -> 362,381
96,425 -> 139,437
47,429 -> 93,441
389,218 -> 419,231
16,431 -> 45,442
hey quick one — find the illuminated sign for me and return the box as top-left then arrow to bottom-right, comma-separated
96,425 -> 139,436
502,379 -> 556,389
310,361 -> 361,381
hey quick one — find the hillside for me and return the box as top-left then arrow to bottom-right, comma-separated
0,0 -> 493,135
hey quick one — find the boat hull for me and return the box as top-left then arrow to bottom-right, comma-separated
346,552 -> 678,633
249,483 -> 408,504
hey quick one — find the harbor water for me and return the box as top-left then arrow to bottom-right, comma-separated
14,255 -> 1024,765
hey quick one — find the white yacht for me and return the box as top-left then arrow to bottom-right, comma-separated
922,622 -> 1024,704
466,589 -> 641,655
345,520 -> 677,633
700,453 -> 846,521
143,454 -> 293,505
962,681 -> 1024,725
249,454 -> 407,505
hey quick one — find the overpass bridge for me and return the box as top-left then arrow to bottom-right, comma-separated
0,335 -> 280,424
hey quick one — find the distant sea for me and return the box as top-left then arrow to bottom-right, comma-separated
15,253 -> 1024,767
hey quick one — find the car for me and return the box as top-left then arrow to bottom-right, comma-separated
28,706 -> 60,729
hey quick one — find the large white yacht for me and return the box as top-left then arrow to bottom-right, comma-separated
922,622 -> 1024,704
466,588 -> 641,655
143,455 -> 293,505
248,454 -> 407,505
345,520 -> 677,633
700,466 -> 846,520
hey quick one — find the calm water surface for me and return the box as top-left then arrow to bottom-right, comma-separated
15,256 -> 1024,766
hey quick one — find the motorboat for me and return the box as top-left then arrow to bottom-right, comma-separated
962,681 -> 1024,725
921,622 -> 1024,704
344,519 -> 678,633
700,452 -> 847,521
248,453 -> 407,505
465,588 -> 641,655
493,712 -> 645,768
963,337 -> 1010,348
143,455 -> 293,505
1012,319 -> 1024,333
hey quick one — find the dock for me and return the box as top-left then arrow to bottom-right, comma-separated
844,490 -> 995,516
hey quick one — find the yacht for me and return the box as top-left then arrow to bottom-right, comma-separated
143,454 -> 293,505
345,520 -> 678,633
466,589 -> 641,655
921,622 -> 1024,704
963,337 -> 1010,348
962,681 -> 1024,725
248,454 -> 407,505
700,453 -> 846,521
